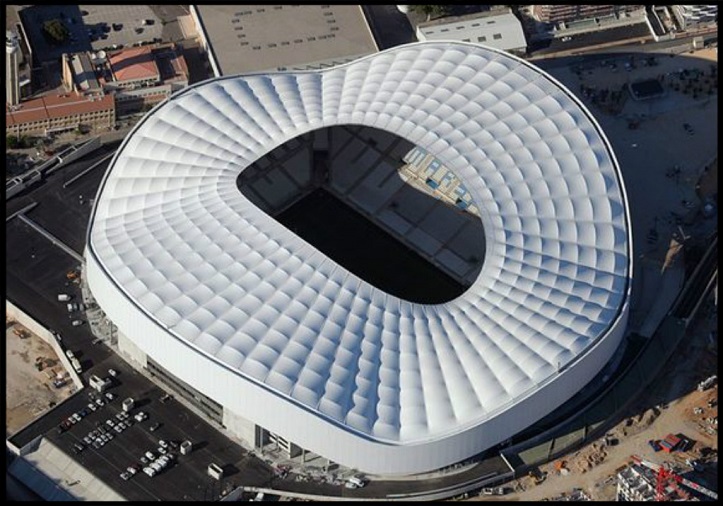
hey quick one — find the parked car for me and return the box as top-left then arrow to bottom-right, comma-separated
108,369 -> 118,377
149,422 -> 161,432
105,392 -> 115,401
120,471 -> 130,481
648,439 -> 662,452
145,451 -> 155,461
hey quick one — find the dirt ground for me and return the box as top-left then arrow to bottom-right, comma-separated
470,300 -> 717,502
5,320 -> 75,436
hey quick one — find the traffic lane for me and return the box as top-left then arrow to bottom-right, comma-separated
5,218 -> 83,333
5,220 -> 114,378
25,159 -> 110,255
5,142 -> 117,217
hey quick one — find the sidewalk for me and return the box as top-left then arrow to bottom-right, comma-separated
8,438 -> 126,501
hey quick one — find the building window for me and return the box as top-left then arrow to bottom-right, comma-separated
463,38 -> 470,42
478,36 -> 486,42
493,33 -> 502,40
441,28 -> 449,32
456,26 -> 464,30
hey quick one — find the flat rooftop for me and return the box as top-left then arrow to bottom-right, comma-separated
194,4 -> 378,75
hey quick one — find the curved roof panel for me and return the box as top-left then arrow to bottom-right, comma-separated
88,42 -> 630,446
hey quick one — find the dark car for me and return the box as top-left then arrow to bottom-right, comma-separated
648,439 -> 662,452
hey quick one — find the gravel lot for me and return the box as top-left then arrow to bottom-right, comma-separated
6,323 -> 75,436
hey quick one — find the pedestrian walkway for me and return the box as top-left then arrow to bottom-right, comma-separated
8,438 -> 126,501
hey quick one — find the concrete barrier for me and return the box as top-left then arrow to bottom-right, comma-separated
6,299 -> 83,390
47,136 -> 101,175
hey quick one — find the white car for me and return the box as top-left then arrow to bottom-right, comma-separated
108,368 -> 118,377
145,451 -> 155,461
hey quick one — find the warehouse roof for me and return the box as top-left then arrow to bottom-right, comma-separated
193,4 -> 378,75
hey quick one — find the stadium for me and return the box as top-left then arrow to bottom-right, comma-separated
85,41 -> 632,476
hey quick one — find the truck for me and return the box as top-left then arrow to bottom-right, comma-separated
122,397 -> 135,413
207,463 -> 224,480
71,357 -> 82,374
660,433 -> 681,453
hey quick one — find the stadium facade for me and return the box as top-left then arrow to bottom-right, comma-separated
85,42 -> 632,476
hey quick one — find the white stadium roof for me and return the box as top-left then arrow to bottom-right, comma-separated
86,42 -> 632,475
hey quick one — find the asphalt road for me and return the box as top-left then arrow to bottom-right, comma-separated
6,144 -> 274,500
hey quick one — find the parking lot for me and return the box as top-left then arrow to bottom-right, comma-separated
79,4 -> 163,51
17,4 -> 173,64
6,145 -> 276,501
44,365 -> 273,501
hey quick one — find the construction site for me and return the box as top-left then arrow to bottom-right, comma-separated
6,318 -> 76,436
471,288 -> 717,502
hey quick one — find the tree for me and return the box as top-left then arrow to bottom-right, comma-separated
410,5 -> 449,21
7,135 -> 20,149
42,19 -> 69,46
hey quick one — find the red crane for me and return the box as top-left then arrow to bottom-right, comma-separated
631,455 -> 718,501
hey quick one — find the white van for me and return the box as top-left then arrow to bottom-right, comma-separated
57,293 -> 71,302
347,476 -> 366,488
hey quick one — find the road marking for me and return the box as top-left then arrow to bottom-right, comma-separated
63,151 -> 116,189
6,201 -> 38,222
17,214 -> 84,263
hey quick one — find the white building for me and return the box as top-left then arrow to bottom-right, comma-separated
85,41 -> 632,476
415,8 -> 527,55
6,30 -> 21,106
672,5 -> 718,30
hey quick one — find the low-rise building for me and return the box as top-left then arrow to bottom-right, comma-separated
6,92 -> 115,137
415,7 -> 527,55
531,5 -> 644,25
61,44 -> 189,115
671,5 -> 718,30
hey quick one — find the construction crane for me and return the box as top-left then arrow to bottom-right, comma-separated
631,455 -> 718,500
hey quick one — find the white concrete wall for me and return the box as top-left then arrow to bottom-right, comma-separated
6,300 -> 83,390
117,329 -> 147,369
222,408 -> 257,447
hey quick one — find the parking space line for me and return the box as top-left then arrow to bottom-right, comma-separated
63,151 -> 115,188
6,201 -> 38,222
